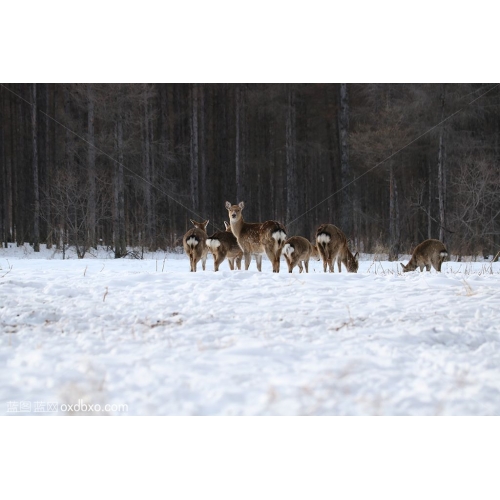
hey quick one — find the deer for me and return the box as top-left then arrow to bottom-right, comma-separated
400,239 -> 448,272
316,224 -> 359,273
225,201 -> 287,272
182,219 -> 209,272
282,236 -> 320,273
206,221 -> 243,271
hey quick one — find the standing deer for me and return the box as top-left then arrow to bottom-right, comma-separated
316,224 -> 359,273
225,201 -> 286,272
206,221 -> 243,271
182,219 -> 209,272
400,239 -> 448,272
283,236 -> 320,273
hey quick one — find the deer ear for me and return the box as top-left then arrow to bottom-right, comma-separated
354,252 -> 359,260
225,201 -> 231,209
239,201 -> 245,209
204,220 -> 209,228
224,221 -> 229,229
190,219 -> 195,225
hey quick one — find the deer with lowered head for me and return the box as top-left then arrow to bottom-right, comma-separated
400,239 -> 448,272
283,236 -> 320,273
316,224 -> 359,273
225,201 -> 286,272
206,221 -> 243,271
182,219 -> 209,272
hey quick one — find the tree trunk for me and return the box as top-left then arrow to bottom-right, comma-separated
44,84 -> 52,248
87,83 -> 96,249
148,96 -> 156,249
15,92 -> 24,246
6,94 -> 13,245
31,83 -> 40,252
114,107 -> 126,258
427,159 -> 432,239
59,87 -> 73,250
190,83 -> 199,211
199,84 -> 207,214
339,83 -> 351,235
143,88 -> 154,249
235,84 -> 242,202
0,88 -> 4,246
389,161 -> 400,261
437,84 -> 446,243
285,84 -> 297,227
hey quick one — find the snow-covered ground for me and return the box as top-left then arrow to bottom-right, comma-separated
1,244 -> 499,415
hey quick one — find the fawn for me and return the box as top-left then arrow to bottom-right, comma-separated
206,221 -> 243,271
283,236 -> 320,273
182,219 -> 209,272
400,239 -> 448,272
225,201 -> 286,272
316,224 -> 359,273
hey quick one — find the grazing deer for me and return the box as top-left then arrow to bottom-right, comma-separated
206,221 -> 243,271
400,239 -> 448,272
182,219 -> 209,272
225,201 -> 287,272
316,224 -> 359,273
283,236 -> 320,273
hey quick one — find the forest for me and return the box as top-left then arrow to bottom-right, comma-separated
0,83 -> 499,260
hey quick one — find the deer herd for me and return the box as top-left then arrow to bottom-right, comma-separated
183,201 -> 449,274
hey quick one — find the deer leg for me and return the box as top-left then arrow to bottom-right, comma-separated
265,247 -> 278,272
274,257 -> 280,273
287,259 -> 293,273
328,259 -> 334,273
256,254 -> 263,272
337,257 -> 342,273
228,257 -> 234,270
236,256 -> 242,270
244,252 -> 251,270
304,260 -> 309,273
215,250 -> 227,272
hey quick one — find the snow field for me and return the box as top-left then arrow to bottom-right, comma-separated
1,245 -> 500,415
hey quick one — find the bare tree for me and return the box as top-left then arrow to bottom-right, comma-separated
87,83 -> 96,249
31,83 -> 40,252
190,83 -> 199,211
437,84 -> 447,243
339,83 -> 352,235
285,84 -> 297,227
114,101 -> 126,258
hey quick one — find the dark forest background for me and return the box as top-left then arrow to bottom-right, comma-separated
0,83 -> 499,259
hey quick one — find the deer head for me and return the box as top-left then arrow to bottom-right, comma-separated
347,251 -> 359,272
400,262 -> 415,273
190,219 -> 209,231
225,201 -> 244,222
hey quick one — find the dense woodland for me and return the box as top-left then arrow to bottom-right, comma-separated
0,83 -> 499,259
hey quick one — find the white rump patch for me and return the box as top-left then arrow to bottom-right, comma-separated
440,251 -> 448,257
272,230 -> 286,243
283,244 -> 294,256
186,237 -> 198,248
206,239 -> 221,250
317,234 -> 331,245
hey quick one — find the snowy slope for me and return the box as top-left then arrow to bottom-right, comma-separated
1,244 -> 499,415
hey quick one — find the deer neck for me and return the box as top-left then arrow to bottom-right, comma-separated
230,215 -> 245,238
